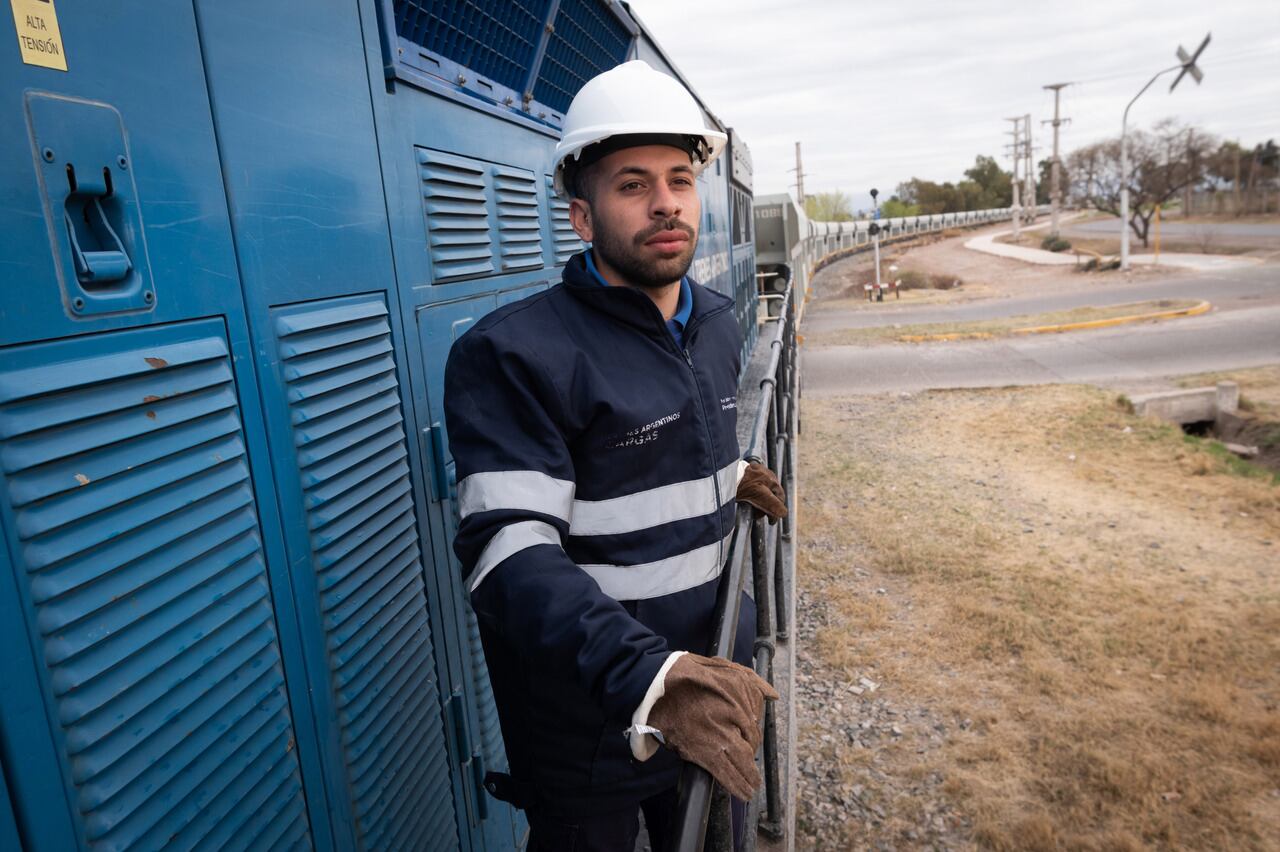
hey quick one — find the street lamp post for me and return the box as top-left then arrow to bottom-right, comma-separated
1119,33 -> 1209,271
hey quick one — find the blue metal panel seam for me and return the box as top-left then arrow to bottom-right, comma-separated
188,4 -> 343,848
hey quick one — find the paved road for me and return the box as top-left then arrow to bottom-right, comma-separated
804,263 -> 1280,334
1069,217 -> 1280,238
803,303 -> 1280,395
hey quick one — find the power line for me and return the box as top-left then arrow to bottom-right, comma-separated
1069,46 -> 1275,86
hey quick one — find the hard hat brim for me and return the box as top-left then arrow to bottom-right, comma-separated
553,125 -> 727,199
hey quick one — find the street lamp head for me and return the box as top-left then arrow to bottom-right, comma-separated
870,188 -> 879,199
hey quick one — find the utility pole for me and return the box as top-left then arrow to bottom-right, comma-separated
1005,117 -> 1022,238
1023,113 -> 1036,220
1042,83 -> 1071,236
790,142 -> 807,206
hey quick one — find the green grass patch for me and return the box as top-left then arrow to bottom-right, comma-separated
1183,434 -> 1280,485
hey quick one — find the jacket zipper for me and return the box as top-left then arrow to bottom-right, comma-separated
646,295 -> 735,571
681,341 -> 727,569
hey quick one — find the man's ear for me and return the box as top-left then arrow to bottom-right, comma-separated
569,198 -> 594,243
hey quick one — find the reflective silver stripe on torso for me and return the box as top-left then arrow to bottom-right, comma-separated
457,470 -> 575,521
570,460 -> 742,536
468,520 -> 562,592
578,532 -> 734,600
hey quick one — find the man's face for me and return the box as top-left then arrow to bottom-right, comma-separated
569,144 -> 702,290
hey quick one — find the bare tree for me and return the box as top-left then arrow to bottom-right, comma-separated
1067,120 -> 1216,246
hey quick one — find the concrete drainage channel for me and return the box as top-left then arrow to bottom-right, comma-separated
1129,381 -> 1272,465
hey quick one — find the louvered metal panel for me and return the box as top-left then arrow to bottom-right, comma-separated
547,176 -> 584,265
493,165 -> 542,272
533,0 -> 633,113
393,0 -> 549,95
418,148 -> 494,282
271,295 -> 457,850
0,321 -> 311,851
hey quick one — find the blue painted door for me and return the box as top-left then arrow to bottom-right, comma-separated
192,0 -> 466,848
0,3 -> 326,849
417,294 -> 522,851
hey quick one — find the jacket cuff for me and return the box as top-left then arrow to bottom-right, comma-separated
626,651 -> 688,761
735,458 -> 749,488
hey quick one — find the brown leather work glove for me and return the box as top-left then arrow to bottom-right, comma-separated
736,462 -> 788,524
648,653 -> 780,801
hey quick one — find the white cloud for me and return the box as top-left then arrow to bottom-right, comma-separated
628,0 -> 1280,198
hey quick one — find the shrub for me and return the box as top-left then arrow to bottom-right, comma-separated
1040,235 -> 1072,252
895,269 -> 963,290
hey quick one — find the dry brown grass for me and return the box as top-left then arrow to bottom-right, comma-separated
797,383 -> 1280,850
1175,366 -> 1280,417
804,300 -> 1202,347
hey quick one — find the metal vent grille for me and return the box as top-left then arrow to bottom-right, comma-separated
418,148 -> 495,282
494,165 -> 542,271
394,0 -> 549,95
272,295 -> 457,849
0,322 -> 310,851
533,0 -> 633,113
547,176 -> 584,264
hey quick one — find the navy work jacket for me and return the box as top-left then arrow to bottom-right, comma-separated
444,250 -> 755,815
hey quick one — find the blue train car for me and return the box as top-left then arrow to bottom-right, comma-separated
0,2 -> 757,850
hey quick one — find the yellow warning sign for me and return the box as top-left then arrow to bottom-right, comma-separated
10,0 -> 66,71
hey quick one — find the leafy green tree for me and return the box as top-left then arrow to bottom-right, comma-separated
894,156 -> 1013,214
804,190 -> 854,221
963,155 -> 1012,208
880,198 -> 921,218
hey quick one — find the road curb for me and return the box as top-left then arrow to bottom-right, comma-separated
894,300 -> 1211,343
1011,300 -> 1212,335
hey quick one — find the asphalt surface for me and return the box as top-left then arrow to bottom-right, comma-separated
1069,217 -> 1280,238
803,263 -> 1280,396
804,263 -> 1279,334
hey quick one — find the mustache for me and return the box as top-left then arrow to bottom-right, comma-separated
634,217 -> 695,245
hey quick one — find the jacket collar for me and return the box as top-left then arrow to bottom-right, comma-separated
562,250 -> 721,340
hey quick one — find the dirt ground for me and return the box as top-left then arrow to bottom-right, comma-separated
793,373 -> 1280,851
809,223 -> 1186,312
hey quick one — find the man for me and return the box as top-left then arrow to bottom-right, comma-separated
444,60 -> 787,851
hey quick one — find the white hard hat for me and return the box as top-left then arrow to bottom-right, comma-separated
552,60 -> 727,199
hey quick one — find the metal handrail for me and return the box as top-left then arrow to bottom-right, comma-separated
667,283 -> 798,852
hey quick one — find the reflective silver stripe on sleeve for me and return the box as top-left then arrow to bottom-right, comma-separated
457,470 -> 575,522
468,520 -> 563,593
578,532 -> 734,601
570,460 -> 742,537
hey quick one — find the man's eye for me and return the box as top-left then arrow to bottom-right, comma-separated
620,181 -> 643,191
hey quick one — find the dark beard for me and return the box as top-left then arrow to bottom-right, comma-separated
593,217 -> 698,290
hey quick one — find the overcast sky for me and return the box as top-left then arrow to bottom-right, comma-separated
628,0 -> 1280,204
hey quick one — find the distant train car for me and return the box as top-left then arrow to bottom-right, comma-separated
754,194 -> 1050,307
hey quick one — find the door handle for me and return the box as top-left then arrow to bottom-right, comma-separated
65,195 -> 132,285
